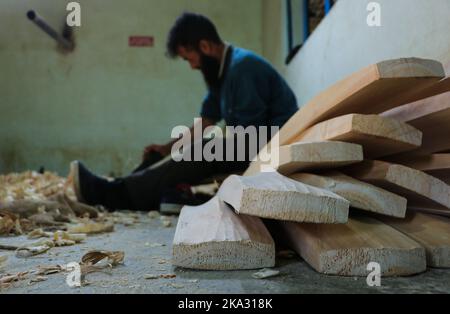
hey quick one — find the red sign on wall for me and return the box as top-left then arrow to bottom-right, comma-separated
129,36 -> 154,47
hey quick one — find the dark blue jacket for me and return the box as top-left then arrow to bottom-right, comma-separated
200,46 -> 298,128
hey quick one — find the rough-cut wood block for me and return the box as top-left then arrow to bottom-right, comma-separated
344,160 -> 450,210
218,172 -> 350,224
293,114 -> 423,158
382,92 -> 450,154
380,212 -> 450,268
386,154 -> 450,184
246,58 -> 445,176
172,197 -> 275,270
291,172 -> 407,218
246,141 -> 363,176
282,216 -> 427,277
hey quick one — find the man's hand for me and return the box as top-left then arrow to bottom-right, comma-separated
142,118 -> 217,161
143,144 -> 171,161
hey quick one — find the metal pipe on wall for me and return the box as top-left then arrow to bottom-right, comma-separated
27,10 -> 74,50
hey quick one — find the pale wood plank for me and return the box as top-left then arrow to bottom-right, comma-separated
172,197 -> 275,270
382,93 -> 450,154
343,160 -> 450,210
385,154 -> 450,184
292,114 -> 422,158
290,172 -> 407,218
218,172 -> 349,224
380,212 -> 450,268
245,141 -> 363,176
281,215 -> 426,277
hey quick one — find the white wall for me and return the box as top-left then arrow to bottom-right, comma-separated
286,0 -> 450,106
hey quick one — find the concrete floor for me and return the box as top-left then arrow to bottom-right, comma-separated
1,213 -> 449,294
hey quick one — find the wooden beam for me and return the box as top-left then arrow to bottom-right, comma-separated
246,58 -> 445,175
290,172 -> 407,218
172,197 -> 275,270
343,160 -> 450,210
380,212 -> 450,268
218,172 -> 350,224
385,154 -> 450,184
281,215 -> 426,276
382,92 -> 450,154
292,114 -> 423,158
245,141 -> 363,176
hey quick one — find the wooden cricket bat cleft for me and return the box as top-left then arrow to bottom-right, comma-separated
385,154 -> 450,184
293,114 -> 423,158
172,196 -> 275,270
218,171 -> 350,224
376,58 -> 445,78
380,212 -> 450,268
277,141 -> 364,175
381,57 -> 450,156
290,172 -> 407,218
344,160 -> 450,210
245,141 -> 363,176
282,216 -> 427,277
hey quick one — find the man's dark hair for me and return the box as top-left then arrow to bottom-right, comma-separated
166,12 -> 222,58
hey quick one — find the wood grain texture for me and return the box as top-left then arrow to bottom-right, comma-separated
343,160 -> 450,210
380,212 -> 450,268
382,92 -> 450,155
293,114 -> 423,158
385,154 -> 450,184
290,172 -> 407,218
281,215 -> 426,277
246,141 -> 363,176
172,197 -> 275,270
218,172 -> 350,224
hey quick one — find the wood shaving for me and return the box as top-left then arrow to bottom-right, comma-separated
0,255 -> 7,267
28,276 -> 48,284
35,265 -> 65,276
144,274 -> 159,280
161,220 -> 172,228
252,268 -> 280,279
81,250 -> 124,268
67,222 -> 114,234
0,271 -> 29,288
146,243 -> 165,248
147,211 -> 160,219
16,240 -> 54,258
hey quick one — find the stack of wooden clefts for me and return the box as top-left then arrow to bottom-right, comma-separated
172,58 -> 450,276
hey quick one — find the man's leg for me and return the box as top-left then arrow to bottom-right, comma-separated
124,138 -> 249,211
72,138 -> 250,211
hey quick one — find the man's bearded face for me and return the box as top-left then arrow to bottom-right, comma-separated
199,52 -> 221,89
